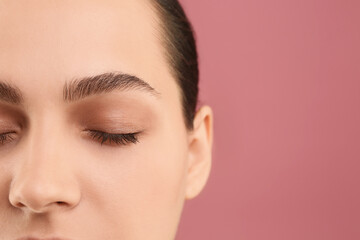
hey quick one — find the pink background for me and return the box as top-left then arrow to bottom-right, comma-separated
176,0 -> 360,239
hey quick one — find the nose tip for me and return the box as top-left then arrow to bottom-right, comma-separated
9,169 -> 81,213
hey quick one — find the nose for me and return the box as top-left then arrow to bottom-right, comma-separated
8,124 -> 81,213
9,170 -> 81,213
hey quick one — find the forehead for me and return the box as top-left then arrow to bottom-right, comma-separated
0,0 -> 171,98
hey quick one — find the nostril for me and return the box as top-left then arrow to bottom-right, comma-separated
16,202 -> 26,208
9,177 -> 81,212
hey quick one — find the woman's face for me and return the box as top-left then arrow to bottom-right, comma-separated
0,0 -> 212,239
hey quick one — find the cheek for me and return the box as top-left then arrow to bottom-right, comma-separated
139,132 -> 188,203
121,129 -> 188,211
75,124 -> 189,237
0,163 -> 13,230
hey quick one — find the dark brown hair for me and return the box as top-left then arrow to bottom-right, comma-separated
150,0 -> 199,130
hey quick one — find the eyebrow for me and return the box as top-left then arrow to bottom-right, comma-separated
0,72 -> 160,105
0,81 -> 23,105
63,72 -> 160,102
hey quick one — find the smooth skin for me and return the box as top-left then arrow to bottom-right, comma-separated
0,0 -> 213,239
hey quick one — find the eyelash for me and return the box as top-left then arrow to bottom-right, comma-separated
0,132 -> 15,145
86,130 -> 140,146
0,130 -> 139,147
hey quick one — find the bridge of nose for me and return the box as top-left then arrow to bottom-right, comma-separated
8,113 -> 81,213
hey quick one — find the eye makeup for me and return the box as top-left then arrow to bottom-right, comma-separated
67,93 -> 160,148
79,117 -> 145,147
0,132 -> 15,145
0,105 -> 25,147
85,129 -> 141,146
0,123 -> 19,146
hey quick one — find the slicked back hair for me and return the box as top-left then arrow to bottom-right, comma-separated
150,0 -> 199,130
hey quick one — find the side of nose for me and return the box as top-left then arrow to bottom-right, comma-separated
8,123 -> 81,213
9,165 -> 81,213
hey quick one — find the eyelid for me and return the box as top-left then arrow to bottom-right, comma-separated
85,129 -> 141,146
0,131 -> 16,145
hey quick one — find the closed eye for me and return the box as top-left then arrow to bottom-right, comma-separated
0,132 -> 16,145
86,129 -> 140,146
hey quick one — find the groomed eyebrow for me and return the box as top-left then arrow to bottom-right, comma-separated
0,72 -> 159,105
63,71 -> 160,102
0,81 -> 23,105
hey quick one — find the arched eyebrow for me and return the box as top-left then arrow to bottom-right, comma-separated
0,81 -> 23,105
0,72 -> 160,105
63,71 -> 161,102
